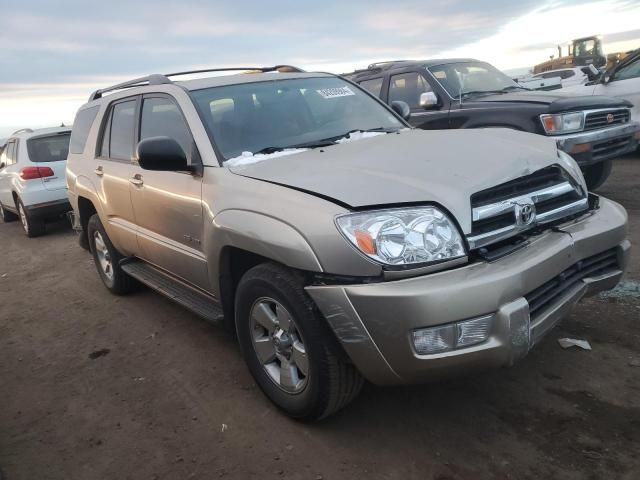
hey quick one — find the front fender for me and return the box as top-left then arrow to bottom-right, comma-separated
209,209 -> 323,274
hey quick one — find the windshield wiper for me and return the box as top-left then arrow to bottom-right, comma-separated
320,127 -> 396,143
461,86 -> 529,98
253,146 -> 287,155
251,128 -> 395,155
461,89 -> 506,98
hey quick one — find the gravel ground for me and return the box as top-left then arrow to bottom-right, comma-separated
0,155 -> 639,480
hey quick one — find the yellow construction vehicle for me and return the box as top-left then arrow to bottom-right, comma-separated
533,36 -> 606,74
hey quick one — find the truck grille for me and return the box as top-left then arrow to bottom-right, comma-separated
584,109 -> 630,131
468,165 -> 588,249
525,248 -> 619,320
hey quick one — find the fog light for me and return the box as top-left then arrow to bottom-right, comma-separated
412,325 -> 456,354
569,143 -> 591,154
456,316 -> 493,347
412,315 -> 493,355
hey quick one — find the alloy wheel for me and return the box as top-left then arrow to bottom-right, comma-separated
93,231 -> 114,280
250,297 -> 309,393
18,204 -> 28,233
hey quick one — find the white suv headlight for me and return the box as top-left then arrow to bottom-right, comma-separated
336,207 -> 466,267
540,112 -> 584,135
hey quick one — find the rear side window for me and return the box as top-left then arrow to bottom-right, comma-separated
359,78 -> 384,97
27,133 -> 71,163
69,106 -> 99,154
109,100 -> 136,160
140,97 -> 193,157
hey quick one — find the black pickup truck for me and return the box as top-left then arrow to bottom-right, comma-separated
345,59 -> 639,189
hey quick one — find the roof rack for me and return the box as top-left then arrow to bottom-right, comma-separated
88,65 -> 305,101
367,60 -> 412,69
342,60 -> 415,78
11,128 -> 34,135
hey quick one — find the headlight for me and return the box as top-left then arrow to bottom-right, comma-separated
336,207 -> 466,267
540,112 -> 584,134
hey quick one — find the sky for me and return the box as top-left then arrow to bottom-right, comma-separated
1,0 -> 640,138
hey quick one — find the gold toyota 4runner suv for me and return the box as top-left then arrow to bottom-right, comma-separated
66,66 -> 629,420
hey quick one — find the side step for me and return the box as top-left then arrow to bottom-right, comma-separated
121,259 -> 224,324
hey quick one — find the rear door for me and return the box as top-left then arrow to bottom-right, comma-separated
93,97 -> 140,256
25,131 -> 70,191
129,94 -> 209,290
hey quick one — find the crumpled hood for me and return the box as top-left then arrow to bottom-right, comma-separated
472,91 -> 631,113
228,128 -> 565,233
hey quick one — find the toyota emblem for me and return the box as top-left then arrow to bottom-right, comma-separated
514,200 -> 536,226
606,113 -> 614,124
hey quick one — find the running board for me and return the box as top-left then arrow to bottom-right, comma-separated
121,259 -> 224,324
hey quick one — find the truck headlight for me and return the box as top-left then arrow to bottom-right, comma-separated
540,112 -> 584,135
336,207 -> 466,267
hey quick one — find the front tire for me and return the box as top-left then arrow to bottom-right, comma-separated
0,203 -> 18,223
16,198 -> 45,237
583,159 -> 612,191
235,263 -> 364,420
87,214 -> 136,295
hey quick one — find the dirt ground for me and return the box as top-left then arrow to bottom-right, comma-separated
1,155 -> 639,480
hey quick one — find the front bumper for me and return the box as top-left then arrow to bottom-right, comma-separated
306,197 -> 629,385
554,122 -> 640,166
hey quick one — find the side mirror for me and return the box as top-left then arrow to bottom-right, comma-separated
136,136 -> 190,172
390,100 -> 411,121
419,92 -> 439,109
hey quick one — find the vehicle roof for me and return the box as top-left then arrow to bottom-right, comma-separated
345,59 -> 483,78
175,71 -> 333,91
8,126 -> 71,140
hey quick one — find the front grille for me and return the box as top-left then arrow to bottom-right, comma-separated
584,109 -> 630,131
468,165 -> 588,249
471,166 -> 566,207
592,135 -> 633,160
525,249 -> 619,319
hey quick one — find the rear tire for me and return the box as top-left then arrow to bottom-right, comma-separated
87,214 -> 136,295
0,203 -> 18,223
235,263 -> 364,420
583,159 -> 612,191
16,198 -> 45,237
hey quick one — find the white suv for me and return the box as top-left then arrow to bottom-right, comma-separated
0,127 -> 72,236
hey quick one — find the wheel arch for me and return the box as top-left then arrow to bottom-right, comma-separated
211,210 -> 324,332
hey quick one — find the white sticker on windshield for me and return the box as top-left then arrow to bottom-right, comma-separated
316,86 -> 356,99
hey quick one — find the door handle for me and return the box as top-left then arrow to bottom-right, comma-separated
94,166 -> 104,177
129,174 -> 144,186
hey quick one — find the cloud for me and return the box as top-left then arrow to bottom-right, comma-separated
1,0 -> 639,135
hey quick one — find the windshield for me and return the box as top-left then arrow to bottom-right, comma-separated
26,133 -> 71,163
428,62 -> 522,98
190,76 -> 403,160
